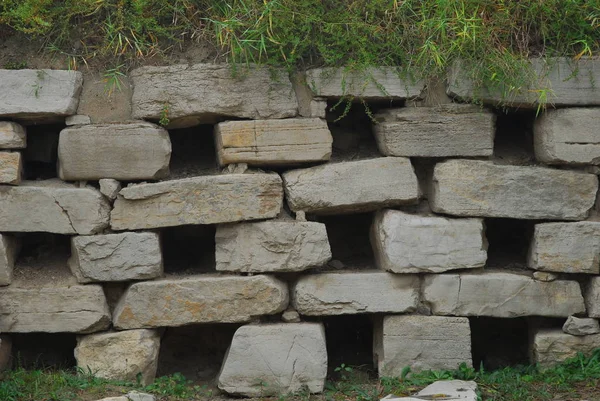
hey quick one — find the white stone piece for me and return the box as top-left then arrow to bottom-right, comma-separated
0,122 -> 26,148
126,392 -> 156,401
99,178 -> 122,200
533,271 -> 559,282
381,380 -> 477,401
563,316 -> 600,336
282,309 -> 301,323
0,234 -> 19,286
65,115 -> 91,125
531,329 -> 600,367
0,152 -> 22,185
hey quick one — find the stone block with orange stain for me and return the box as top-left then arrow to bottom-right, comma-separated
0,152 -> 22,185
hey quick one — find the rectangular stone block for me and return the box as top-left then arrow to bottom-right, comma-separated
292,272 -> 419,316
131,64 -> 298,128
58,122 -> 171,180
528,222 -> 600,274
584,277 -> 600,318
0,152 -> 21,185
113,275 -> 288,329
0,234 -> 19,286
216,221 -> 331,273
531,329 -> 600,367
430,160 -> 597,220
283,157 -> 419,214
0,180 -> 110,234
423,270 -> 585,317
110,173 -> 283,230
373,105 -> 495,157
0,284 -> 111,333
69,232 -> 163,283
0,122 -> 26,149
534,108 -> 600,165
374,315 -> 472,376
371,210 -> 487,273
306,67 -> 423,99
0,69 -> 82,118
215,118 -> 332,166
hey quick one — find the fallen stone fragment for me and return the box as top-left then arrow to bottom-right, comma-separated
99,178 -> 122,200
75,329 -> 160,385
113,275 -> 288,329
381,380 -> 477,401
0,152 -> 22,185
0,122 -> 26,149
218,323 -> 327,396
430,159 -> 597,220
563,316 -> 600,336
532,329 -> 600,367
533,271 -> 559,282
0,335 -> 11,371
65,114 -> 91,125
111,173 -> 283,230
0,234 -> 19,286
126,392 -> 155,401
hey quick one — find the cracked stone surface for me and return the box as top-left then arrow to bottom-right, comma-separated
0,234 -> 19,286
563,316 -> 600,336
532,329 -> 600,367
218,323 -> 327,396
0,122 -> 26,149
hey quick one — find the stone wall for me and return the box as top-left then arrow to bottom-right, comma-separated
1,59 -> 600,395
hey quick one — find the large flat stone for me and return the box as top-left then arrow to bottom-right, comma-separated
113,275 -> 288,329
131,64 -> 298,128
218,323 -> 327,396
528,222 -> 600,274
0,284 -> 111,333
292,272 -> 419,315
216,221 -> 331,273
215,118 -> 332,166
373,105 -> 495,157
374,315 -> 472,376
75,329 -> 160,385
371,210 -> 486,273
0,69 -> 82,118
58,123 -> 171,180
0,122 -> 26,149
0,234 -> 19,286
430,160 -> 597,220
111,173 -> 283,230
306,68 -> 423,99
423,271 -> 585,318
531,329 -> 600,367
0,152 -> 22,185
584,277 -> 600,318
69,232 -> 163,283
283,158 -> 419,214
0,180 -> 111,234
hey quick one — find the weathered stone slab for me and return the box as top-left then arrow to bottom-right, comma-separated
111,173 -> 283,230
423,271 -> 585,317
528,222 -> 600,274
0,284 -> 111,333
0,122 -> 26,149
0,69 -> 82,118
373,105 -> 495,157
293,272 -> 419,315
371,210 -> 486,273
531,329 -> 600,367
215,118 -> 332,166
306,68 -> 423,99
131,64 -> 298,128
430,160 -> 597,220
448,58 -> 600,106
215,221 -> 331,273
374,315 -> 471,376
113,275 -> 288,329
69,232 -> 163,283
0,234 -> 19,286
584,277 -> 600,318
0,152 -> 22,185
563,316 -> 600,336
283,158 -> 419,214
218,323 -> 327,396
75,329 -> 160,385
0,180 -> 111,234
534,108 -> 600,165
58,122 -> 171,180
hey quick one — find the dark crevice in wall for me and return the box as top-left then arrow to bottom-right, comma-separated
492,110 -> 536,166
317,213 -> 375,270
470,317 -> 529,370
484,218 -> 534,270
11,333 -> 76,369
161,225 -> 216,275
168,125 -> 219,179
13,233 -> 72,283
23,123 -> 63,180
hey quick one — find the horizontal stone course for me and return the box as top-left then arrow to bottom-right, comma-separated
531,329 -> 600,367
0,122 -> 26,149
0,152 -> 21,185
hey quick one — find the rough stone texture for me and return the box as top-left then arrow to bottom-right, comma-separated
374,315 -> 472,376
215,221 -> 331,273
448,58 -> 600,106
0,69 -> 83,118
532,329 -> 600,367
215,118 -> 332,166
131,64 -> 298,128
584,277 -> 600,318
534,108 -> 600,165
0,152 -> 22,185
0,122 -> 26,149
126,392 -> 155,401
65,115 -> 91,125
69,232 -> 163,283
371,210 -> 487,273
423,271 -> 585,318
293,272 -> 419,316
0,335 -> 11,371
0,180 -> 110,234
382,381 -> 478,401
75,329 -> 160,385
99,179 -> 122,200
373,105 -> 495,157
111,173 -> 283,230
283,158 -> 419,214
533,272 -> 559,282
58,123 -> 171,180
113,275 -> 288,329
563,316 -> 600,336
218,323 -> 327,396
430,159 -> 597,220
282,310 -> 301,323
528,222 -> 600,274
306,68 -> 423,99
0,234 -> 19,286
0,284 -> 111,333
